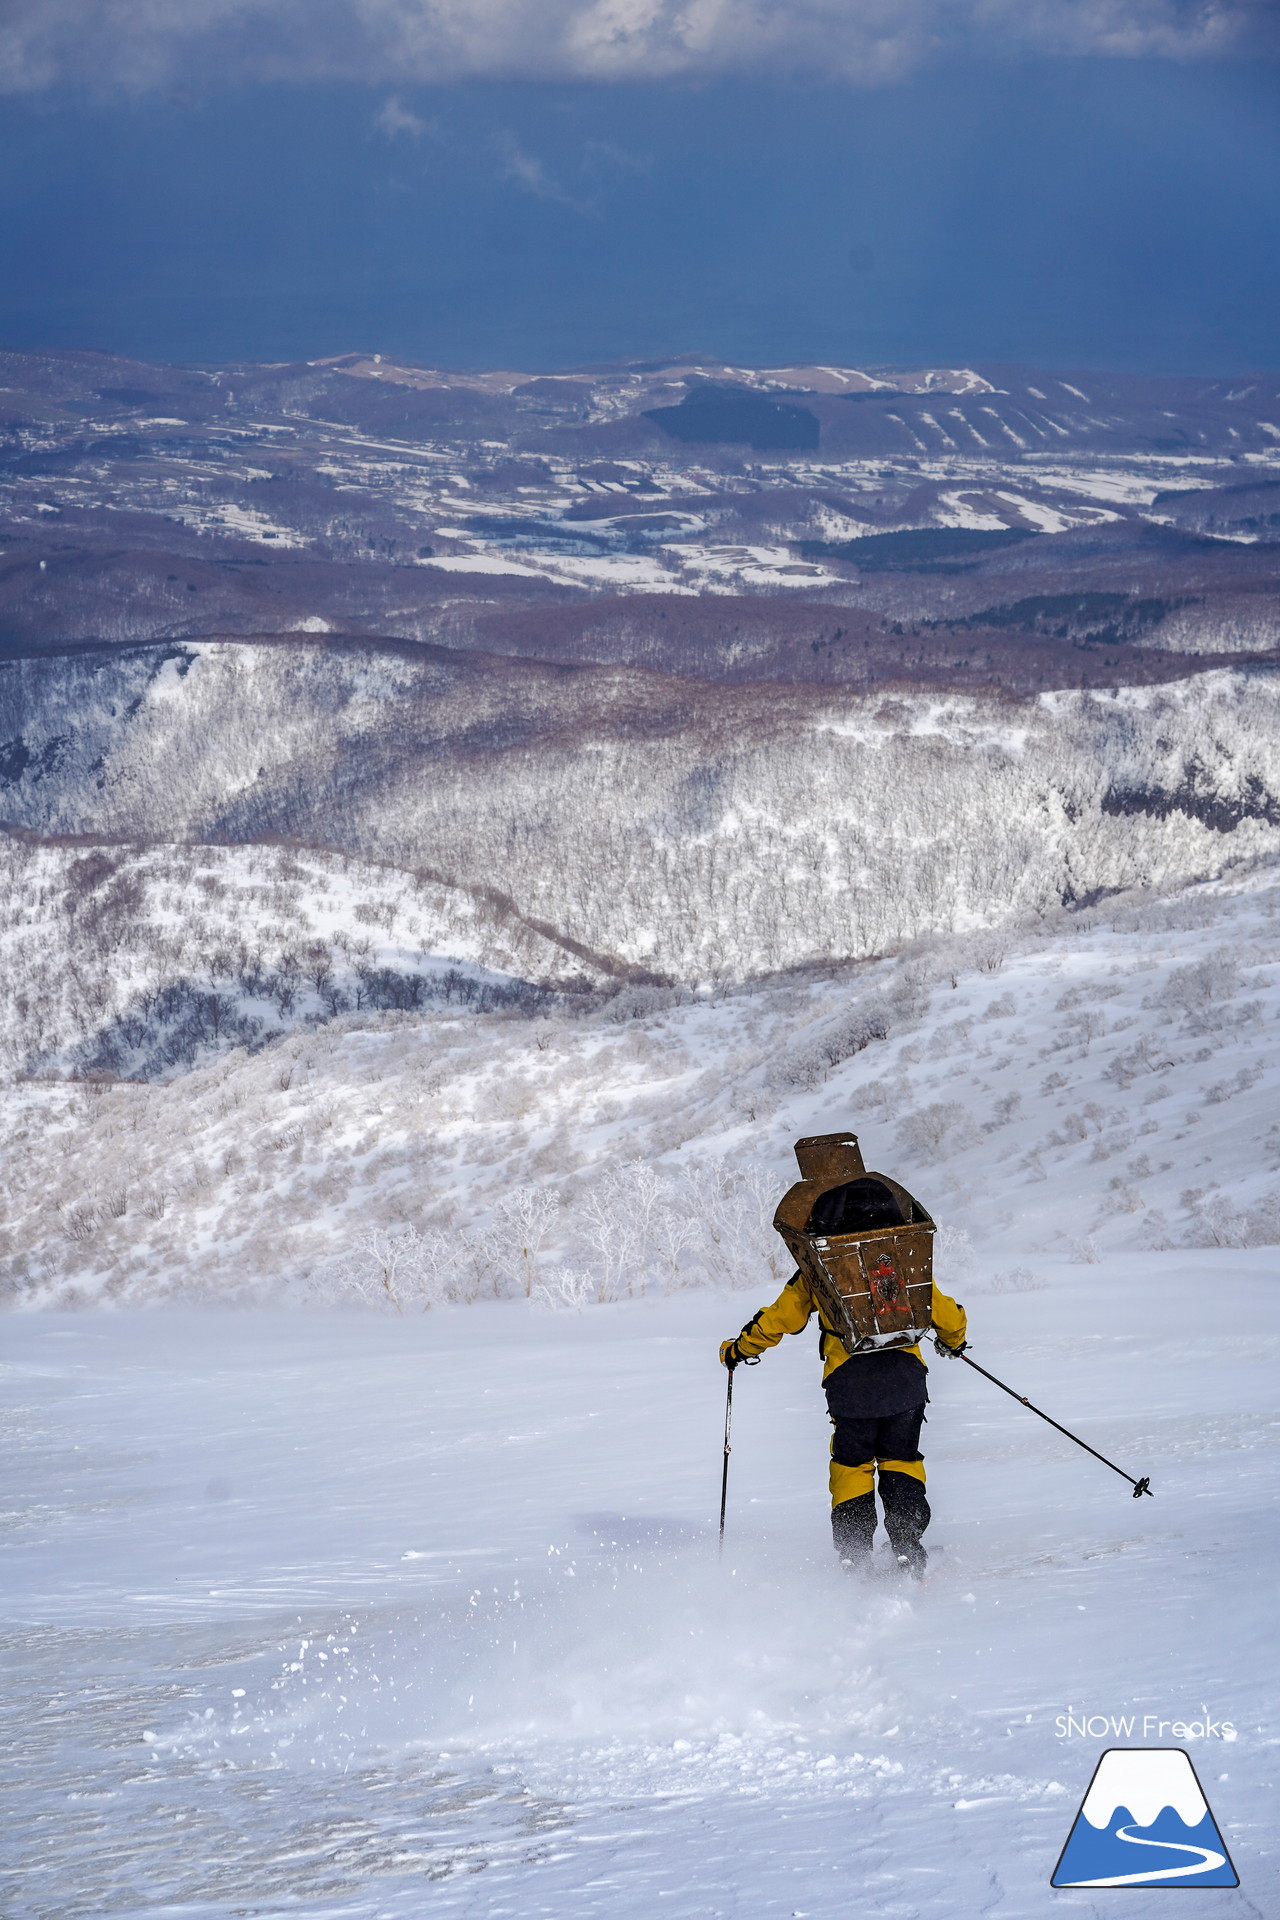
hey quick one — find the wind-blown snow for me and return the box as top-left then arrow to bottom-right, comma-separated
2,1257 -> 1273,1916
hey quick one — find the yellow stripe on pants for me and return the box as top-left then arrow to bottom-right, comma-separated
829,1451 -> 927,1507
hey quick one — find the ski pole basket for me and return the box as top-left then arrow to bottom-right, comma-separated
773,1131 -> 936,1356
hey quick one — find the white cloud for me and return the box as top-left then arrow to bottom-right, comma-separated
375,94 -> 434,138
495,132 -> 592,207
0,0 -> 1270,93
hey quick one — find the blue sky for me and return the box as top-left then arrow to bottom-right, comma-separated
1,8 -> 1278,374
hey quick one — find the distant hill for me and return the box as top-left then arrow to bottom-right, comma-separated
2,346 -> 1279,675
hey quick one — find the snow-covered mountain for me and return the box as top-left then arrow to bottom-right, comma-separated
6,854 -> 1278,1307
4,349 -> 1278,1920
0,837 -> 612,1084
3,643 -> 1280,983
4,346 -> 1280,1310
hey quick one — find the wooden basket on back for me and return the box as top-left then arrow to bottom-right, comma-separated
773,1131 -> 936,1355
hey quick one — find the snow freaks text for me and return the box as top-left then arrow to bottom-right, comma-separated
1055,1708 -> 1237,1740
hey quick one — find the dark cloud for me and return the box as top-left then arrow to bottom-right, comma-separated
0,0 -> 1272,93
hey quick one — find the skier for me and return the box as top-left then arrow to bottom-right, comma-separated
719,1165 -> 967,1578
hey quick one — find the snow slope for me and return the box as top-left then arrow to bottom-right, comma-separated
2,1267 -> 1274,1918
0,838 -> 610,1083
6,856 -> 1280,1304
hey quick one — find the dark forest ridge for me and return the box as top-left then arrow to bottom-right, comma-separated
7,622 -> 1280,703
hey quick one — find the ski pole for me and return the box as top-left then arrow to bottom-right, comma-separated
719,1365 -> 734,1553
937,1339 -> 1153,1498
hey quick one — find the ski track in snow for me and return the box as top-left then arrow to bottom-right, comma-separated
2,1267 -> 1275,1918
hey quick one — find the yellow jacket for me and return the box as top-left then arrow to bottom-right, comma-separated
734,1270 -> 967,1380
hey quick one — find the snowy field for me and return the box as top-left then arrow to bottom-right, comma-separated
9,346 -> 1265,605
3,1267 -> 1276,1918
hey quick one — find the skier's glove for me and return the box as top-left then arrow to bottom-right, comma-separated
936,1336 -> 968,1357
720,1339 -> 741,1370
